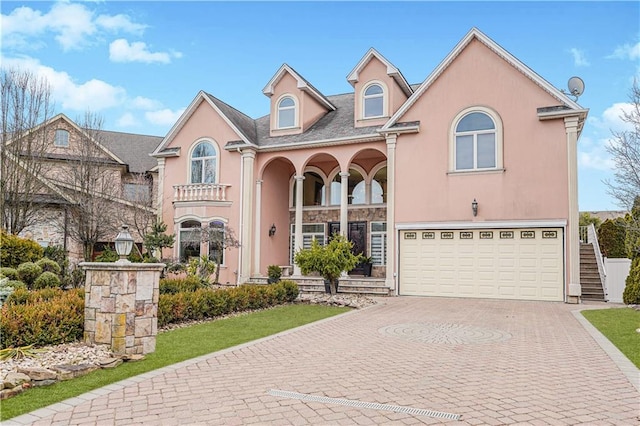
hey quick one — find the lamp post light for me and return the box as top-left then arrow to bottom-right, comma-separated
114,225 -> 134,262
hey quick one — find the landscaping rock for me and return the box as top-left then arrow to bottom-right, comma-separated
17,367 -> 57,381
31,379 -> 57,387
52,364 -> 99,381
0,385 -> 24,400
98,357 -> 123,369
3,372 -> 30,389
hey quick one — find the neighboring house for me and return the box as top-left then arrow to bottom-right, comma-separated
6,114 -> 162,262
152,27 -> 588,301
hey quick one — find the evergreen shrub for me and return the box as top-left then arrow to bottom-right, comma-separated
16,262 -> 43,288
0,232 -> 43,268
33,271 -> 61,289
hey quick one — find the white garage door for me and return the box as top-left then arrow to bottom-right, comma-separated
399,228 -> 564,301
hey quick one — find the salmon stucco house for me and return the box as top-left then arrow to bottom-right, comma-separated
152,28 -> 588,302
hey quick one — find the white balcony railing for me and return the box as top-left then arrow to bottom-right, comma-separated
173,183 -> 231,202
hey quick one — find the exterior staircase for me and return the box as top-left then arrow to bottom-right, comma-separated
248,276 -> 391,297
580,243 -> 606,301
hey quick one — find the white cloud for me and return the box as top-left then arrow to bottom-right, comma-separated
578,136 -> 615,171
109,39 -> 181,64
609,42 -> 640,60
1,56 -> 126,111
589,102 -> 635,133
1,2 -> 146,51
569,48 -> 590,67
117,113 -> 138,127
145,108 -> 186,126
131,96 -> 162,110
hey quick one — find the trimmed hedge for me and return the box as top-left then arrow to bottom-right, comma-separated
0,268 -> 19,280
158,280 -> 299,327
33,271 -> 62,289
159,276 -> 205,294
1,288 -> 84,348
16,262 -> 42,288
36,258 -> 62,275
0,231 -> 43,268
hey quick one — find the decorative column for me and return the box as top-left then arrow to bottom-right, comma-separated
254,179 -> 263,276
565,116 -> 581,303
239,149 -> 256,283
293,175 -> 305,276
385,134 -> 397,291
81,262 -> 165,355
340,171 -> 350,238
156,157 -> 166,223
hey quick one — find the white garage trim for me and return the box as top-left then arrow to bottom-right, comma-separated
395,219 -> 567,230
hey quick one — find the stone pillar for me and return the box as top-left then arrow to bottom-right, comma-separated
254,179 -> 263,276
239,149 -> 256,283
565,116 -> 581,303
293,175 -> 305,276
81,262 -> 164,355
385,134 -> 397,292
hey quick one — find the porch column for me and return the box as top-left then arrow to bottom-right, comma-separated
385,134 -> 397,291
340,171 -> 349,238
293,175 -> 305,276
156,158 -> 165,222
253,179 -> 263,276
239,149 -> 256,283
565,116 -> 581,303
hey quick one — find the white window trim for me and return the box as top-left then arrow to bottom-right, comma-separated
207,218 -> 228,267
290,223 -> 326,264
177,219 -> 203,262
290,166 -> 330,207
188,138 -> 220,184
276,94 -> 299,129
370,221 -> 387,266
449,106 -> 503,173
368,162 -> 388,205
54,129 -> 69,147
362,81 -> 387,119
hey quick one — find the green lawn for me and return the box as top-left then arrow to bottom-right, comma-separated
0,303 -> 350,420
582,307 -> 640,368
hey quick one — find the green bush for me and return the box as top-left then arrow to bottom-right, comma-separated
36,258 -> 62,275
16,262 -> 43,288
43,245 -> 69,277
622,257 -> 640,305
0,231 -> 43,268
598,219 -> 628,258
33,271 -> 61,289
4,280 -> 26,290
63,267 -> 85,289
0,268 -> 19,281
1,288 -> 84,348
159,276 -> 204,294
158,280 -> 299,327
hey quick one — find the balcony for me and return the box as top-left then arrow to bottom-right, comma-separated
173,183 -> 231,202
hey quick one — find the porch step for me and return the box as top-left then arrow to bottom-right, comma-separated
247,276 -> 391,297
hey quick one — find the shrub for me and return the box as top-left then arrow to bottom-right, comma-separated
43,245 -> 69,278
267,265 -> 282,284
16,262 -> 43,288
0,268 -> 19,281
95,246 -> 119,262
159,276 -> 204,295
63,267 -> 85,289
158,281 -> 299,327
0,231 -> 43,268
36,258 -> 62,275
622,257 -> 640,305
1,288 -> 84,348
33,271 -> 62,289
598,219 -> 628,258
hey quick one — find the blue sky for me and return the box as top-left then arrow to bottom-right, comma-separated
2,1 -> 639,211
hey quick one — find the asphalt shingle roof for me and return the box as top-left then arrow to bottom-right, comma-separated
97,130 -> 163,173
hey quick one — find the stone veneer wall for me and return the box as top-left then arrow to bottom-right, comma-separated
81,262 -> 165,355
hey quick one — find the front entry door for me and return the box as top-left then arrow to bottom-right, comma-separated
328,221 -> 367,274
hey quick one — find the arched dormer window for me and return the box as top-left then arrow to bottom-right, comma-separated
54,129 -> 69,147
451,107 -> 503,172
190,140 -> 218,184
277,96 -> 296,129
363,83 -> 384,118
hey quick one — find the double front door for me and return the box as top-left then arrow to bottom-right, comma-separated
329,221 -> 367,275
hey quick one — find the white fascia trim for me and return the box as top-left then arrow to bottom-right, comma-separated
395,219 -> 567,230
377,125 -> 420,135
257,133 -> 383,152
174,215 -> 230,224
382,27 -> 582,132
538,108 -> 589,120
347,48 -> 413,96
150,150 -> 180,158
263,64 -> 335,111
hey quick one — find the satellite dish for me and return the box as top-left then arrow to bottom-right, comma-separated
567,76 -> 585,99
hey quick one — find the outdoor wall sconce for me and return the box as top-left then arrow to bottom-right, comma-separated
269,224 -> 277,237
114,225 -> 134,261
472,199 -> 478,217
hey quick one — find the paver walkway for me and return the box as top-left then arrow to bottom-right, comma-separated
6,298 -> 640,425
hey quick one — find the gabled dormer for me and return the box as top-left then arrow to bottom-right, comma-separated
262,64 -> 336,137
347,48 -> 413,128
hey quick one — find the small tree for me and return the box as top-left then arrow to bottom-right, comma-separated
579,212 -> 601,229
598,218 -> 628,258
143,221 -> 175,260
294,234 -> 362,295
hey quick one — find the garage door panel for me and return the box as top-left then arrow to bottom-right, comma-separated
400,228 -> 564,301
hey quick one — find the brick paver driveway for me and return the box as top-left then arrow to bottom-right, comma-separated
8,297 -> 640,425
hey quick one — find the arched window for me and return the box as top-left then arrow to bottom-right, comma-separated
208,221 -> 226,265
348,169 -> 366,204
363,83 -> 384,118
179,221 -> 201,261
329,173 -> 341,206
371,166 -> 387,203
54,129 -> 69,147
190,141 -> 217,184
454,110 -> 499,171
277,96 -> 296,128
292,170 -> 326,206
